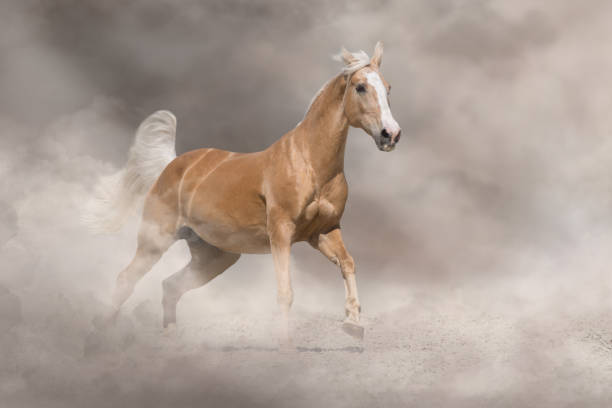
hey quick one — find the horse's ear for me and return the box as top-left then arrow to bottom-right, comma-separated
371,41 -> 383,68
338,47 -> 359,67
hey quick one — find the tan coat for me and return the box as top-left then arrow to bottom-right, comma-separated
110,42 -> 401,344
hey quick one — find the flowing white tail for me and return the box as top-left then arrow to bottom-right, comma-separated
82,110 -> 177,233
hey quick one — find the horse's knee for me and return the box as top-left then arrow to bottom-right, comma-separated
277,288 -> 293,310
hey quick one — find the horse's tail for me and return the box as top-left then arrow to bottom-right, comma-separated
82,110 -> 177,233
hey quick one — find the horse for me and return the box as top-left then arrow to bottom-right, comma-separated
85,42 -> 401,345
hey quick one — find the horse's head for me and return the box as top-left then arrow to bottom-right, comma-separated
338,42 -> 401,152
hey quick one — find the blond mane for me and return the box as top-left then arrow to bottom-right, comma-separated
299,48 -> 371,121
333,48 -> 370,75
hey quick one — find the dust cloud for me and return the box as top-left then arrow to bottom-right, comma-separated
1,0 -> 612,407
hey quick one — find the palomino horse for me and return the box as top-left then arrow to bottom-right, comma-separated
86,42 -> 401,344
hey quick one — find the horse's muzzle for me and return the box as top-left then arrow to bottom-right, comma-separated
379,128 -> 400,152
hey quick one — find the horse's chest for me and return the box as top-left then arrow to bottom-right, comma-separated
273,167 -> 347,240
303,196 -> 340,222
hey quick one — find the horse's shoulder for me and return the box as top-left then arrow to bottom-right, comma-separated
321,172 -> 348,195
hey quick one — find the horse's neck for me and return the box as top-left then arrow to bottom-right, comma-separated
295,74 -> 349,182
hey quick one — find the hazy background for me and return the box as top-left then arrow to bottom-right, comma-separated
2,0 -> 612,406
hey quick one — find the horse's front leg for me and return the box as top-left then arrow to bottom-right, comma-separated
311,227 -> 363,339
268,211 -> 295,348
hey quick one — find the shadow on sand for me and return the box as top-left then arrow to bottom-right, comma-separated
202,345 -> 365,353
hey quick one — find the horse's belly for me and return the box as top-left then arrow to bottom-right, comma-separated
185,165 -> 269,253
187,202 -> 270,254
191,221 -> 271,254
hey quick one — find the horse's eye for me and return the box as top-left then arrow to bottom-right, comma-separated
356,84 -> 366,94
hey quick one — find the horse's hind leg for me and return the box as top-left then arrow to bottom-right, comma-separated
110,216 -> 176,320
161,231 -> 240,327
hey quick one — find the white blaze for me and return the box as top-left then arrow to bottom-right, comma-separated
365,71 -> 400,135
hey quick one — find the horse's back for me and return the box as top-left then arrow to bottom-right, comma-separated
152,147 -> 246,195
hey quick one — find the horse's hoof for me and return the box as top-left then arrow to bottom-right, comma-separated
342,320 -> 364,340
162,322 -> 177,333
162,318 -> 176,329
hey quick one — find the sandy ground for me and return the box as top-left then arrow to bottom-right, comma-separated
2,281 -> 612,408
3,2 -> 612,404
2,150 -> 612,407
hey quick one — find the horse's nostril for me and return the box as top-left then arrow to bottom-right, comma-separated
381,128 -> 390,139
395,130 -> 401,142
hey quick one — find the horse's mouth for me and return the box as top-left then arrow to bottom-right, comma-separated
378,143 -> 396,152
372,133 -> 397,152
